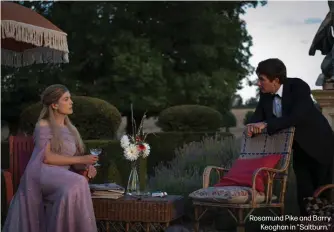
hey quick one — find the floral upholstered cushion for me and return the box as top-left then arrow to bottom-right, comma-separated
189,186 -> 276,204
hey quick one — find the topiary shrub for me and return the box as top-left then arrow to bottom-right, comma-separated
156,105 -> 223,132
221,111 -> 237,132
106,161 -> 122,184
243,110 -> 254,125
19,96 -> 122,140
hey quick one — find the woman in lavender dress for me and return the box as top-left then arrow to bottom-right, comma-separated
3,84 -> 99,232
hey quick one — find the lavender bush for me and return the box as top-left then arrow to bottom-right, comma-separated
148,135 -> 241,198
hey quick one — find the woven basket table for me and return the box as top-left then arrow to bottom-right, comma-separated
93,195 -> 185,232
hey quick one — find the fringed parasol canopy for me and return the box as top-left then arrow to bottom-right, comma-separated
1,2 -> 69,67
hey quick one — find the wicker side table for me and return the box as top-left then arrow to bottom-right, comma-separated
93,195 -> 184,232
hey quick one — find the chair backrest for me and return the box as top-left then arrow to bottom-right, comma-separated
9,135 -> 34,192
239,127 -> 295,172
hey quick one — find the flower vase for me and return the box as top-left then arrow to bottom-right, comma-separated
126,161 -> 140,195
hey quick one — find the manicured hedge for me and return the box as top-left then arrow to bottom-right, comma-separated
19,96 -> 122,140
243,110 -> 255,125
221,111 -> 237,131
157,105 -> 224,132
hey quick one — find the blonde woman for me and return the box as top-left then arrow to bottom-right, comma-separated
3,84 -> 99,232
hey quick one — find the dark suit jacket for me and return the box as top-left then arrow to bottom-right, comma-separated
249,77 -> 334,165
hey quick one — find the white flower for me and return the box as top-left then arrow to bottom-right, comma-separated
142,143 -> 150,158
120,135 -> 130,148
124,144 -> 139,161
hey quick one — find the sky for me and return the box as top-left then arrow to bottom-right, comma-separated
237,0 -> 330,102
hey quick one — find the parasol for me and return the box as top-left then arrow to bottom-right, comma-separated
1,2 -> 69,67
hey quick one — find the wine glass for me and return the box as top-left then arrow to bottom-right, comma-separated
90,148 -> 102,167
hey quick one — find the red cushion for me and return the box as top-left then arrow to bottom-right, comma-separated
214,154 -> 282,192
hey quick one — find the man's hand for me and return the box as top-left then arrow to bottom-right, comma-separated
246,122 -> 267,137
253,122 -> 267,131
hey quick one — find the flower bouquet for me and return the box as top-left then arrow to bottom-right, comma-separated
120,108 -> 150,195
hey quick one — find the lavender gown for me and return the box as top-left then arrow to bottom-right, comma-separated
3,125 -> 97,232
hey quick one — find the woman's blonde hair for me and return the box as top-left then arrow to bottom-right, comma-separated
37,84 -> 85,155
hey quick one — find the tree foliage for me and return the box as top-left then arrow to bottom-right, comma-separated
1,1 -> 266,134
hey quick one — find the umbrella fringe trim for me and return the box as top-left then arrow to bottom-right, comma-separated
1,48 -> 69,67
1,20 -> 69,53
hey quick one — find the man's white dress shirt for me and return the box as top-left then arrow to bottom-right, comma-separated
273,85 -> 283,118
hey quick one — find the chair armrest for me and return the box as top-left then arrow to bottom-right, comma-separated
1,169 -> 14,208
202,166 -> 229,188
313,184 -> 334,198
251,167 -> 286,206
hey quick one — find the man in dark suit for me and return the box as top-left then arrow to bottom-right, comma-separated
247,58 -> 334,216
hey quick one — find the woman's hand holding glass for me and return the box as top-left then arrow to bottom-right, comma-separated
80,154 -> 99,165
90,148 -> 102,167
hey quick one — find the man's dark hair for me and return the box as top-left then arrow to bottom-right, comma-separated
256,58 -> 287,84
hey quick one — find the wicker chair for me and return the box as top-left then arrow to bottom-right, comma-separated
313,184 -> 334,199
191,127 -> 295,232
2,135 -> 89,211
